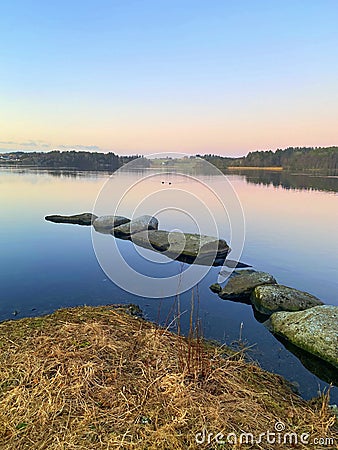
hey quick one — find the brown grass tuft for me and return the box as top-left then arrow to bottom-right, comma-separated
0,305 -> 336,449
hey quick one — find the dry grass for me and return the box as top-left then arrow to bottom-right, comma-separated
0,305 -> 336,449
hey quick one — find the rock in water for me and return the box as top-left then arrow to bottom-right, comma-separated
218,270 -> 276,300
131,230 -> 230,265
93,215 -> 130,233
252,284 -> 323,315
269,306 -> 338,368
210,283 -> 222,293
45,213 -> 97,226
131,230 -> 171,251
112,215 -> 159,238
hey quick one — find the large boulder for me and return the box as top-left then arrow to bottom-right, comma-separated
131,230 -> 171,251
112,215 -> 159,238
269,306 -> 338,368
93,215 -> 130,233
45,213 -> 97,226
131,230 -> 230,265
252,284 -> 323,315
218,270 -> 277,300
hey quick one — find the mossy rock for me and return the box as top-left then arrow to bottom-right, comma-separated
252,284 -> 323,315
112,216 -> 158,238
93,215 -> 130,232
131,230 -> 230,264
218,270 -> 277,300
270,305 -> 338,368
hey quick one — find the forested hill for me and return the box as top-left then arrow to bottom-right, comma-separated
202,146 -> 338,173
0,151 -> 140,171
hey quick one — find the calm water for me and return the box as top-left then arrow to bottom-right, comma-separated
0,167 -> 337,401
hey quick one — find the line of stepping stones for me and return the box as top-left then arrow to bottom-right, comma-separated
45,212 -> 338,374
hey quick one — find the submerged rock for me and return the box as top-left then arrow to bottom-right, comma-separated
131,230 -> 230,265
218,270 -> 277,300
112,215 -> 159,238
93,215 -> 130,233
252,284 -> 323,315
45,213 -> 97,226
269,305 -> 338,368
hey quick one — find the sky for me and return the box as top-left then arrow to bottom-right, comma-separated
1,0 -> 338,156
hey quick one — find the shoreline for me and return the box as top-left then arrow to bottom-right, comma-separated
0,304 -> 337,449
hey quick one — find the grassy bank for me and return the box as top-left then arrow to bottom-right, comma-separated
0,305 -> 336,449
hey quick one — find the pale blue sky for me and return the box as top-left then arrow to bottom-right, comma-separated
1,0 -> 338,155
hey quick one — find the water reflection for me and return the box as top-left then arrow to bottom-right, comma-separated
0,166 -> 114,179
3,165 -> 338,193
272,334 -> 338,386
228,169 -> 338,193
1,167 -> 337,402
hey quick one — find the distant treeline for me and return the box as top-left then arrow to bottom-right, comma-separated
0,151 -> 140,171
201,146 -> 338,173
1,146 -> 337,173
